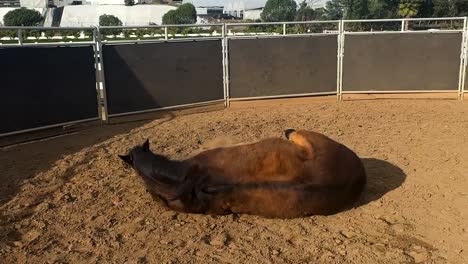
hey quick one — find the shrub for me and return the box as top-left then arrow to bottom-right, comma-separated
99,14 -> 123,36
124,0 -> 135,6
261,0 -> 297,22
99,14 -> 122,27
3,8 -> 43,26
176,3 -> 196,24
162,3 -> 197,25
162,10 -> 178,25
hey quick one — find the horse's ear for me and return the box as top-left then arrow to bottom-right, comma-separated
142,139 -> 150,151
118,154 -> 132,165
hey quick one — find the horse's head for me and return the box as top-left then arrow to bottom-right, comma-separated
118,139 -> 150,167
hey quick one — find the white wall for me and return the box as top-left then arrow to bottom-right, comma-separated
87,0 -> 125,5
20,0 -> 47,8
60,5 -> 176,26
243,9 -> 261,20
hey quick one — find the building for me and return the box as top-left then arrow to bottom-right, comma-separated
182,0 -> 223,18
0,0 -> 21,7
224,0 -> 327,19
243,8 -> 261,20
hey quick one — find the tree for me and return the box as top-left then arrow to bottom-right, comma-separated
162,3 -> 196,24
176,3 -> 197,24
398,0 -> 420,18
3,8 -> 43,26
433,0 -> 468,17
162,10 -> 178,24
99,14 -> 123,36
368,0 -> 399,19
296,1 -> 322,21
347,0 -> 370,19
313,7 -> 327,19
261,0 -> 297,22
417,0 -> 434,18
455,0 -> 468,16
124,0 -> 135,6
99,14 -> 122,26
433,0 -> 455,16
325,0 -> 345,20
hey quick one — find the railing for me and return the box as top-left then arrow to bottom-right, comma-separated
0,17 -> 467,137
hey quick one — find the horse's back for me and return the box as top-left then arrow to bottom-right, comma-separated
185,131 -> 366,218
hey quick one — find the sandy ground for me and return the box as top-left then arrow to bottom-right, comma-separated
0,97 -> 467,264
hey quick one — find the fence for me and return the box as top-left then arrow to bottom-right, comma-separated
1,17 -> 467,137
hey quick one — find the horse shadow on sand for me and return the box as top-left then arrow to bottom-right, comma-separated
356,158 -> 406,207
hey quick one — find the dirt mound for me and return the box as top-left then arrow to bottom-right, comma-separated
1,98 -> 467,263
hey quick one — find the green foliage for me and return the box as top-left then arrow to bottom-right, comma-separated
247,24 -> 283,34
368,0 -> 397,19
314,8 -> 327,20
433,0 -> 468,17
296,1 -> 314,21
99,14 -> 122,27
124,0 -> 135,6
417,0 -> 434,17
325,0 -> 345,20
322,0 -> 467,21
162,3 -> 197,25
177,3 -> 197,23
22,29 -> 41,38
398,0 -> 420,18
99,14 -> 123,36
0,29 -> 18,39
347,0 -> 370,19
296,1 -> 326,21
3,8 -> 43,26
162,10 -> 178,25
131,28 -> 164,37
261,0 -> 297,22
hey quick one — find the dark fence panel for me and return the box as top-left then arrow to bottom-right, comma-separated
0,46 -> 98,134
343,32 -> 462,91
229,35 -> 338,98
103,40 -> 224,115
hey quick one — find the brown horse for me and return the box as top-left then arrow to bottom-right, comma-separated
118,129 -> 366,218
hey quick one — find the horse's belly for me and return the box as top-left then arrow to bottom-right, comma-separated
212,183 -> 361,218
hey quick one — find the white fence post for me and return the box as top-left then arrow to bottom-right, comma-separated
336,20 -> 341,101
18,29 -> 23,45
225,24 -> 231,107
222,25 -> 227,108
95,27 -> 110,122
338,20 -> 345,101
459,17 -> 468,100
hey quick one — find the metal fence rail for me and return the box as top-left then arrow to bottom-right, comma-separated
0,17 -> 467,137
